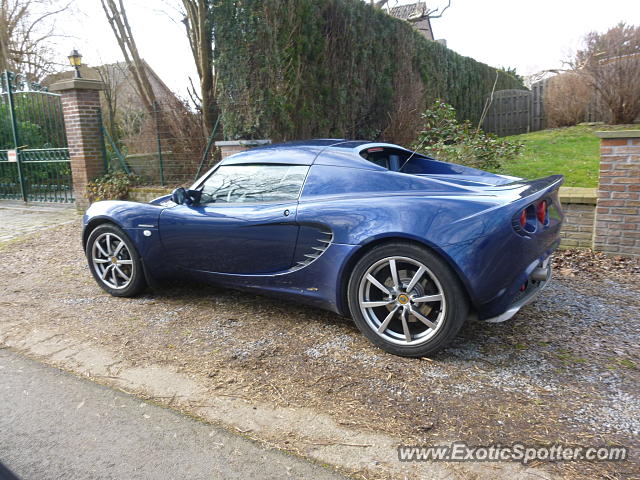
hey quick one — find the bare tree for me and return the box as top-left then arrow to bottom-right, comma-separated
94,62 -> 129,141
100,0 -> 156,114
422,0 -> 451,19
0,0 -> 69,81
181,0 -> 216,137
574,23 -> 640,124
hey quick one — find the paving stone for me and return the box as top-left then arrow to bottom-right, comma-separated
0,201 -> 79,243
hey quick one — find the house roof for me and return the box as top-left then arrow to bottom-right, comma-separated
388,2 -> 435,40
41,60 -> 177,105
389,2 -> 429,22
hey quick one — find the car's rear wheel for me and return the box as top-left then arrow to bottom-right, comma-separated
347,242 -> 468,357
86,223 -> 146,297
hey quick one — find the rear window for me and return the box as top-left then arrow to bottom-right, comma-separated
359,147 -> 413,171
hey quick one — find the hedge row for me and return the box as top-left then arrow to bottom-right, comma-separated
212,0 -> 524,142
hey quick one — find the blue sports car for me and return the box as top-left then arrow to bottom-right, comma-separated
83,140 -> 563,357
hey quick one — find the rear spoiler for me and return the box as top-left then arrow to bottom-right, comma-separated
506,175 -> 564,204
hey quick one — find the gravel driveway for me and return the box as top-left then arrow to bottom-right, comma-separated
0,221 -> 638,479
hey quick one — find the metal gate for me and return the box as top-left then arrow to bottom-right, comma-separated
0,71 -> 73,202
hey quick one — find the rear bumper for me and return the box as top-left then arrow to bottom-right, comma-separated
483,256 -> 552,323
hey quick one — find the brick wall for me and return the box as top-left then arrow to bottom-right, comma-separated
558,188 -> 596,248
50,79 -> 106,211
128,186 -> 172,203
594,131 -> 640,257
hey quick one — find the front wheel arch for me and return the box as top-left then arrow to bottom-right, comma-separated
83,217 -> 121,249
84,218 -> 158,289
85,222 -> 147,297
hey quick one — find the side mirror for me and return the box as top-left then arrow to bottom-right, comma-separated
171,187 -> 202,206
187,188 -> 202,205
171,187 -> 187,205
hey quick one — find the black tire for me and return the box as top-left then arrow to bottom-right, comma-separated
347,242 -> 468,357
85,223 -> 146,297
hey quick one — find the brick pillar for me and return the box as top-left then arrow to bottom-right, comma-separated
214,140 -> 271,160
50,78 -> 105,211
594,131 -> 640,257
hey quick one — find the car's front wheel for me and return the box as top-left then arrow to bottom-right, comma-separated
347,242 -> 468,357
86,223 -> 146,297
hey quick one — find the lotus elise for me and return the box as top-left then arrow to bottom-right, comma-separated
83,140 -> 563,357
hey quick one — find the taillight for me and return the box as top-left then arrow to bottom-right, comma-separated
519,210 -> 527,228
537,200 -> 547,224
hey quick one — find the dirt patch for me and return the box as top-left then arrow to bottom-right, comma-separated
1,222 -> 638,479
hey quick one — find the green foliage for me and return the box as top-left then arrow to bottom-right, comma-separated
497,125 -> 634,187
0,103 -> 48,149
0,161 -> 71,193
211,0 -> 524,142
412,100 -> 523,171
498,66 -> 523,83
0,93 -> 67,149
24,162 -> 71,184
0,120 -> 46,150
86,170 -> 141,202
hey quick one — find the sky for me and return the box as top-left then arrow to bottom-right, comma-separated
50,0 -> 640,97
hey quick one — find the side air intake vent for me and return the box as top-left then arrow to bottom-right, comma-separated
291,228 -> 333,271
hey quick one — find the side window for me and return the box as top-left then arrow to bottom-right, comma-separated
199,164 -> 308,204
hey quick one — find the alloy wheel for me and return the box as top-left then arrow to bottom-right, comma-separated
358,256 -> 446,346
91,232 -> 135,290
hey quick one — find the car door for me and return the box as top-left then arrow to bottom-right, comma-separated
159,164 -> 308,274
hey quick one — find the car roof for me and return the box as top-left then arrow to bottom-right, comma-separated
220,139 -> 412,169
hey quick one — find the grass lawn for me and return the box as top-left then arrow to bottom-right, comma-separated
493,124 -> 635,188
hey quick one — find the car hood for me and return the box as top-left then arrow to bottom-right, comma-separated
83,200 -> 164,230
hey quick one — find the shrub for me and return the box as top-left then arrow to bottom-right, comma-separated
412,100 -> 523,171
211,0 -> 524,142
0,96 -> 66,149
0,103 -> 47,149
544,73 -> 592,127
86,170 -> 141,203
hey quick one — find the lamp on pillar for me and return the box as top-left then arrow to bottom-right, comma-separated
50,57 -> 106,211
68,49 -> 83,78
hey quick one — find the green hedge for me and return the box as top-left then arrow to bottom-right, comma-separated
212,0 -> 524,142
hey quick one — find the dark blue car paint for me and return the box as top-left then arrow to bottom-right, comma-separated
159,202 -> 300,273
83,140 -> 564,319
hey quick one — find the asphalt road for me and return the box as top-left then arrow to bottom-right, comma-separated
0,349 -> 346,480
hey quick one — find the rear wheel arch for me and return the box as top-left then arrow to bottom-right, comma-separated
337,236 -> 472,316
344,239 -> 470,357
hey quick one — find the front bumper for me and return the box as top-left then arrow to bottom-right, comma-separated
483,256 -> 552,323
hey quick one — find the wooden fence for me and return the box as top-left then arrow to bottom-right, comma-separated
482,81 -> 547,136
482,78 -> 619,136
